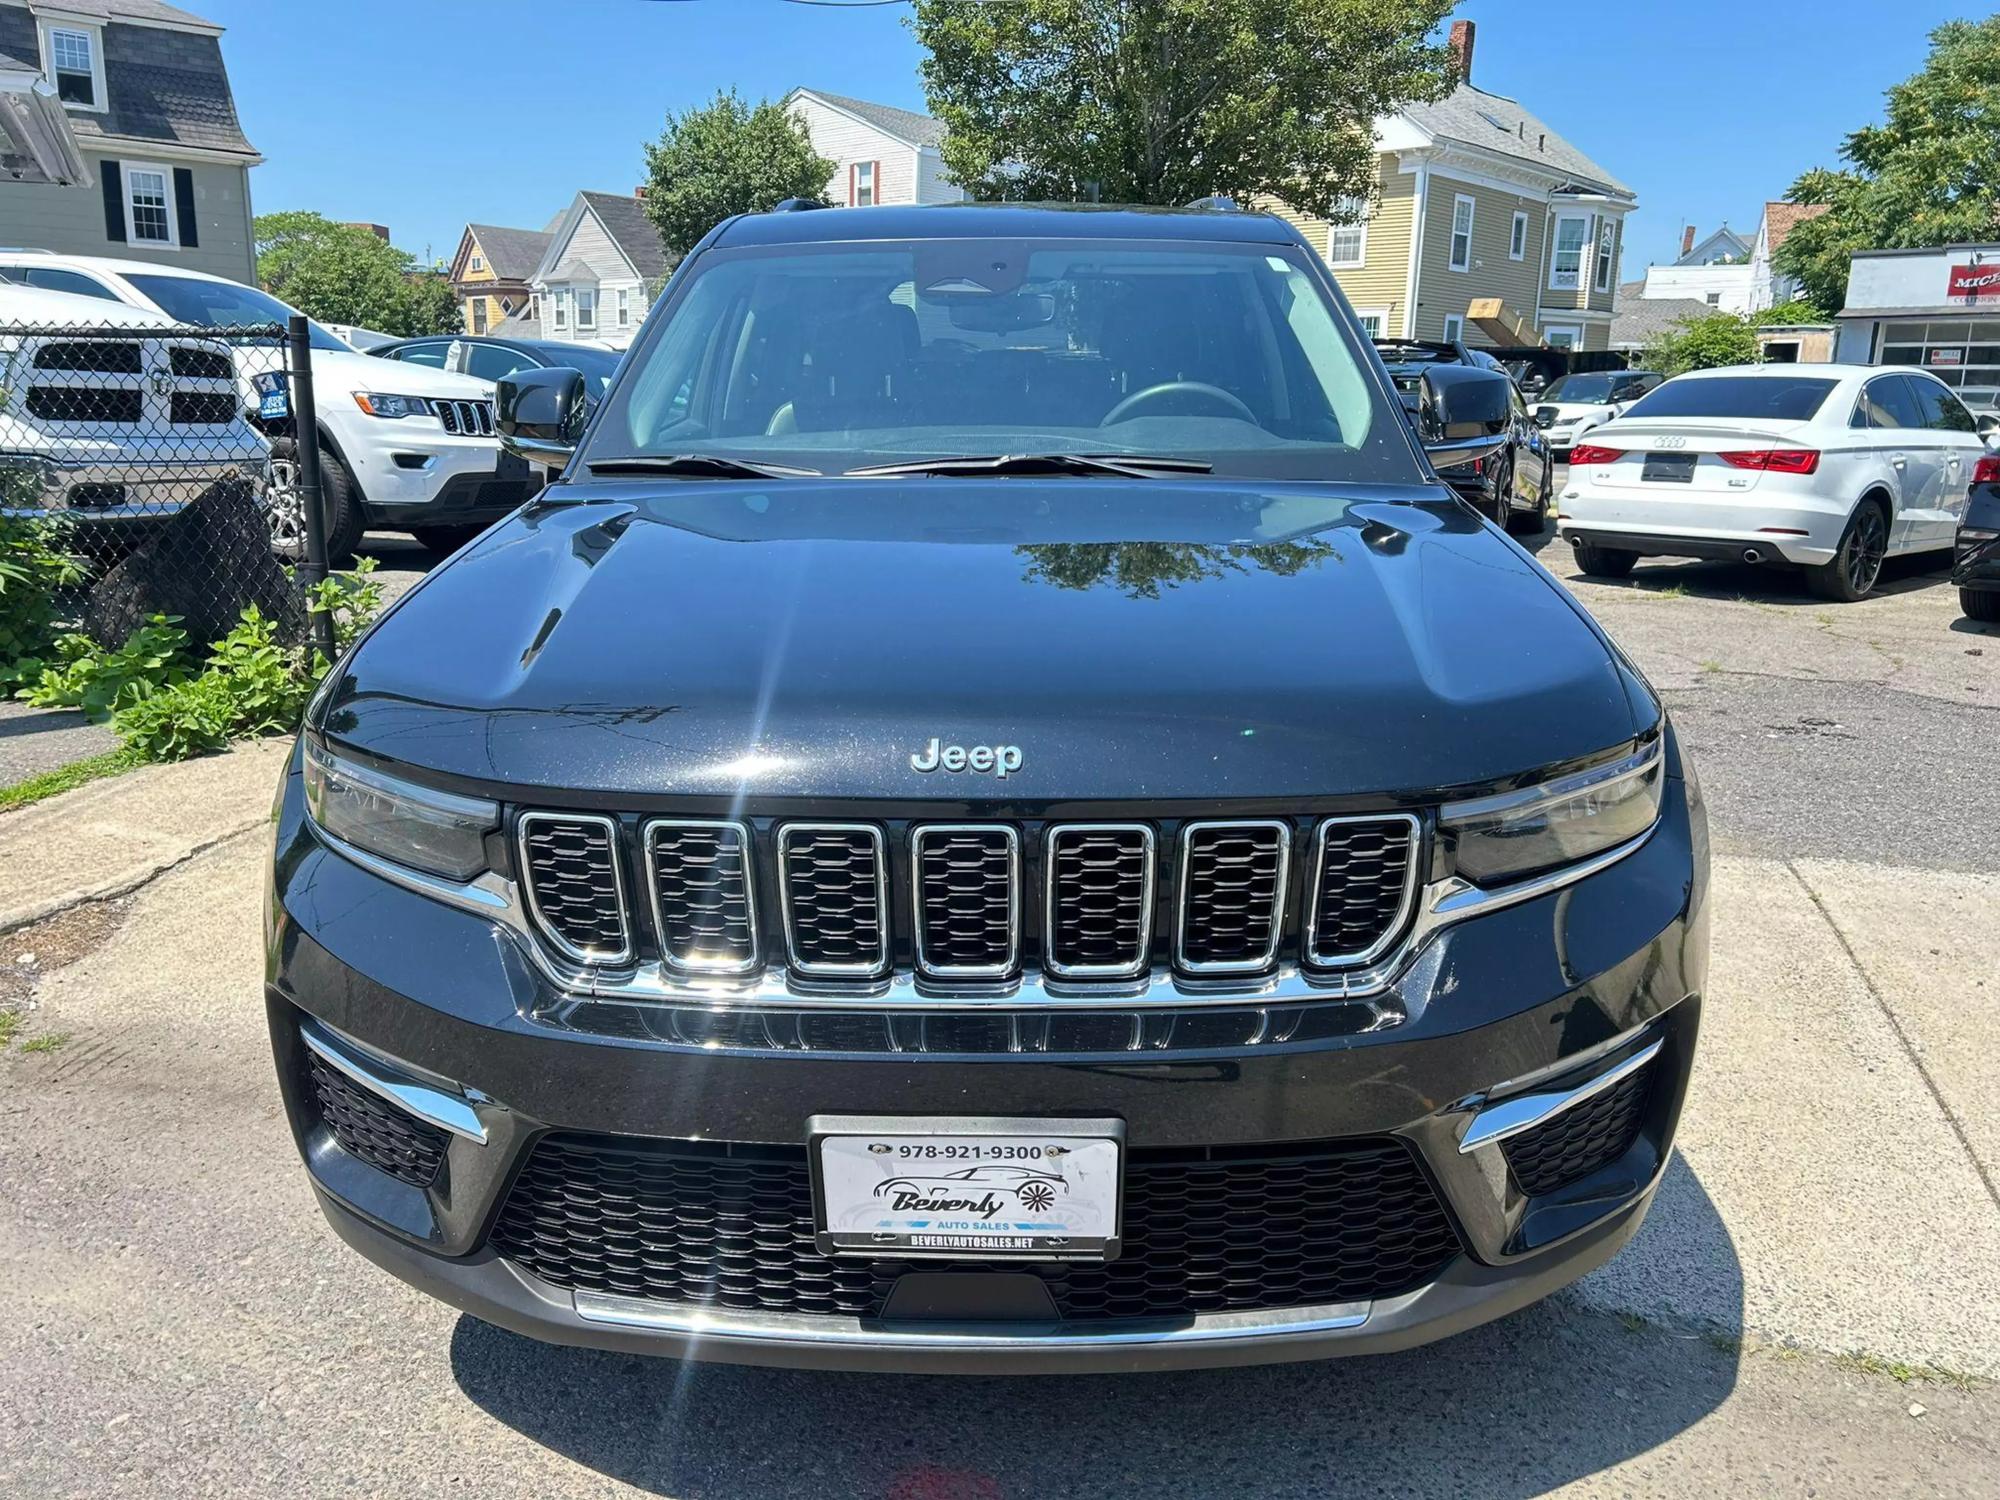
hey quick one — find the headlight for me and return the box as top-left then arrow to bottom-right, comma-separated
1442,740 -> 1664,885
303,738 -> 497,879
351,391 -> 433,419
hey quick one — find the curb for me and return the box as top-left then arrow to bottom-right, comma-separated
0,819 -> 268,937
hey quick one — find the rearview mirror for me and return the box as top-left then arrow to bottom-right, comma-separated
496,366 -> 589,468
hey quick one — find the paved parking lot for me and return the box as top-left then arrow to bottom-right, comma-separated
2,522 -> 1996,1498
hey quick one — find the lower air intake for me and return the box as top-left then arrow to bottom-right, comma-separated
306,1050 -> 447,1188
1503,1059 -> 1655,1196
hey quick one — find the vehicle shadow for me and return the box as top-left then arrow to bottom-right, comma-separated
450,1155 -> 1742,1500
1519,527 -> 1952,604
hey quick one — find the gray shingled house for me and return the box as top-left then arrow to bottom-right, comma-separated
0,0 -> 258,283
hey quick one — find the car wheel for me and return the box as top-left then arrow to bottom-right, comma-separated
265,436 -> 365,566
1573,539 -> 1638,578
1805,501 -> 1888,602
411,523 -> 487,556
1961,586 -> 2000,623
1488,453 -> 1513,528
1506,459 -> 1548,535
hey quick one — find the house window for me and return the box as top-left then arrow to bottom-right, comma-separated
1352,308 -> 1389,338
125,165 -> 175,246
551,289 -> 567,330
469,254 -> 484,273
617,288 -> 630,327
574,287 -> 596,330
44,23 -> 102,109
853,161 -> 877,207
1449,195 -> 1475,272
1705,291 -> 1722,306
1327,197 -> 1368,267
471,298 -> 487,334
1509,210 -> 1529,261
1550,215 -> 1589,290
1443,314 -> 1464,343
1544,324 -> 1582,349
1594,218 -> 1616,293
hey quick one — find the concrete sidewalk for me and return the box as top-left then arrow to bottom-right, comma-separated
0,734 -> 291,934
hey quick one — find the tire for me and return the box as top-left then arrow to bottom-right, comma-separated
265,436 -> 365,566
1573,538 -> 1638,578
1487,454 -> 1513,528
1506,459 -> 1549,535
411,523 -> 487,556
1805,500 -> 1888,602
1962,586 -> 2000,622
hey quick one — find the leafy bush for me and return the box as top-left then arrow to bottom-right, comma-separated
112,672 -> 240,761
17,615 -> 192,719
1642,311 -> 1762,376
0,510 -> 84,666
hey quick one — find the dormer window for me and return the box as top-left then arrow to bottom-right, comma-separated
42,21 -> 105,111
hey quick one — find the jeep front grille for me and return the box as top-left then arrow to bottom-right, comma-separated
1176,821 -> 1289,974
1304,815 -> 1420,967
644,820 -> 758,975
1045,825 -> 1153,978
518,813 -> 632,964
430,397 -> 495,436
778,824 -> 890,977
911,825 -> 1018,978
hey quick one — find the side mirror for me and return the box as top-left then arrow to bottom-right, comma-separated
1977,412 -> 2000,440
496,366 -> 589,468
1417,367 -> 1511,472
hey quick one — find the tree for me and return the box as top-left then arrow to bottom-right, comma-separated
1752,299 -> 1825,328
255,212 -> 461,335
910,0 -> 1457,216
1774,18 -> 2000,314
641,89 -> 834,256
1643,311 -> 1761,376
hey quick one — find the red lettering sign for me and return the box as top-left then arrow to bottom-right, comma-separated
1948,263 -> 2000,300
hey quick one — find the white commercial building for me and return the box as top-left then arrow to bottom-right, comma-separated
1836,243 -> 2000,411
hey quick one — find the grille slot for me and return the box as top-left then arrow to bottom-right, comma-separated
1045,825 -> 1154,979
1305,815 -> 1421,967
169,391 -> 239,425
1503,1058 -> 1655,1196
1177,821 -> 1290,974
27,386 -> 142,423
430,397 -> 495,436
519,813 -> 632,965
490,1134 -> 1462,1321
911,825 -> 1019,978
169,345 -> 233,379
644,819 -> 758,975
34,340 -> 142,373
778,824 -> 889,978
305,1050 -> 447,1187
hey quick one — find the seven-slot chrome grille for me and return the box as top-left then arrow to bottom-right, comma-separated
513,813 -> 1425,994
429,397 -> 496,436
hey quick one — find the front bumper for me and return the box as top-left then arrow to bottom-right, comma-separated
1953,527 -> 2000,591
265,745 -> 1709,1371
0,449 -> 267,523
332,421 -> 538,523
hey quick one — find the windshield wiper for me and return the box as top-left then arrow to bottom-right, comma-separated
586,454 -> 821,479
845,452 -> 1213,479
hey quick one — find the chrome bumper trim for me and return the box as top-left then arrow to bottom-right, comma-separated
1456,1037 -> 1664,1154
298,1018 -> 488,1145
572,1290 -> 1371,1347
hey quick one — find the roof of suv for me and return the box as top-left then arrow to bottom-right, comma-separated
712,202 -> 1305,249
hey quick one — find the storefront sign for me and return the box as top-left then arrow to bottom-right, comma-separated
1947,263 -> 2000,300
1929,347 -> 1965,366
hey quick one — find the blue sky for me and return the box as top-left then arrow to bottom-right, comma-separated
207,0 -> 1966,275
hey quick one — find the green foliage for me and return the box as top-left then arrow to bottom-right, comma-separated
1774,18 -> 2000,313
255,211 -> 462,336
1643,312 -> 1762,376
910,0 -> 1456,215
641,90 -> 835,256
0,746 -> 144,813
1019,540 -> 1335,599
306,555 -> 383,660
18,615 -> 192,720
1753,299 -> 1827,327
0,511 -> 84,666
114,671 -> 240,761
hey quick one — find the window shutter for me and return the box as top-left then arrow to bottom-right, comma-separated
173,168 -> 199,248
101,160 -> 126,242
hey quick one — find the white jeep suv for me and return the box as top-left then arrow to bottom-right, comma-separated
0,252 -> 537,559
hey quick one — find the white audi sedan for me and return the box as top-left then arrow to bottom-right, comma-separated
1557,363 -> 1987,601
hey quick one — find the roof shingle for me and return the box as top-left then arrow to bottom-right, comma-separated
795,88 -> 944,148
466,223 -> 552,282
1763,201 -> 1830,257
580,190 -> 672,281
1610,296 -> 1716,349
1402,84 -> 1630,197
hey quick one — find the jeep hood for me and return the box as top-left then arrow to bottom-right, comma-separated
320,479 -> 1656,801
318,346 -> 493,399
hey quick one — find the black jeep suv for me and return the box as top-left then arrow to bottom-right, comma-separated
265,202 -> 1708,1373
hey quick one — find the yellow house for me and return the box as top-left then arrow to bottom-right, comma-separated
1270,21 -> 1635,352
447,223 -> 553,337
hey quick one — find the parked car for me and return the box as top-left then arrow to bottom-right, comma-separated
1531,370 -> 1664,462
1557,364 -> 1979,601
0,251 -> 537,560
1375,340 -> 1549,531
266,201 -> 1707,1374
0,282 -> 266,542
370,335 -> 623,402
1955,454 -> 2000,622
321,323 -> 399,352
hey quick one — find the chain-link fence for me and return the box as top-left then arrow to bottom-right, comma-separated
1,316 -> 330,662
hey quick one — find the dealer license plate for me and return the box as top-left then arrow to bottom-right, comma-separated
1642,452 -> 1697,483
258,390 -> 289,420
811,1115 -> 1123,1261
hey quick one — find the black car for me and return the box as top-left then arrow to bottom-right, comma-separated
1374,338 -> 1551,532
1956,452 -> 2000,622
371,335 -> 623,401
266,202 -> 1708,1373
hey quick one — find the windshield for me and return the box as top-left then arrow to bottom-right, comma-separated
592,238 -> 1416,482
124,273 -> 350,352
1543,373 -> 1620,403
1624,375 -> 1838,423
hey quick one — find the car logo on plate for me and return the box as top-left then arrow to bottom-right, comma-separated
910,738 -> 1023,777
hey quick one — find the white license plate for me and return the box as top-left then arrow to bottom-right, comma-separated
811,1115 -> 1123,1261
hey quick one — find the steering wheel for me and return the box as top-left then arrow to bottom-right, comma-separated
1100,381 -> 1257,427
